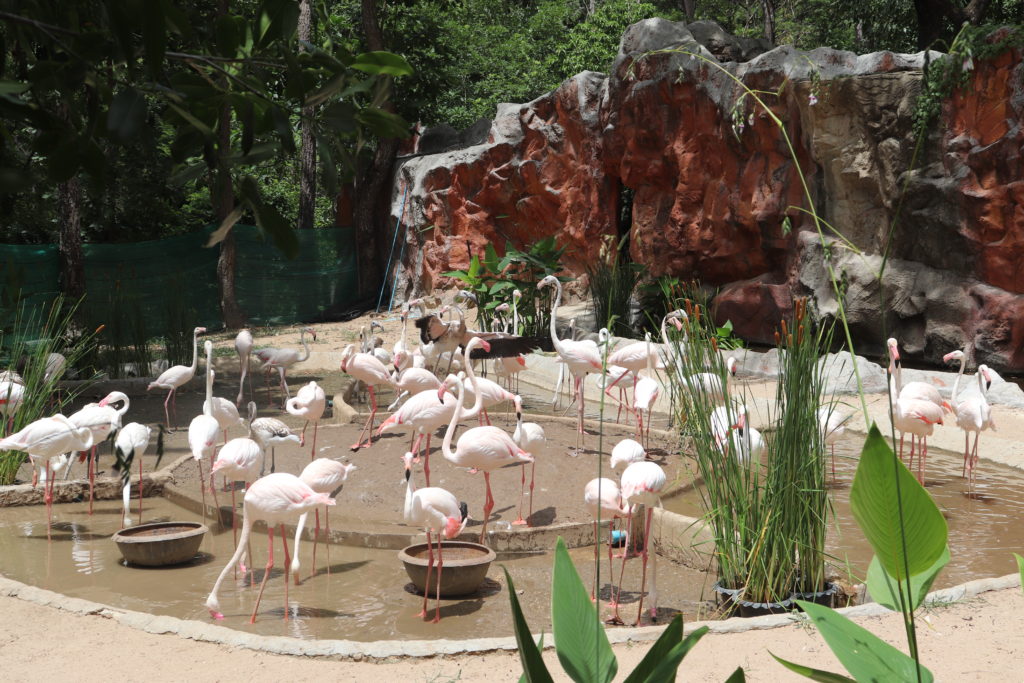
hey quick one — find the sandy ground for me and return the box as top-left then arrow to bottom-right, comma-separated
1,587 -> 1021,681
5,306 -> 1024,680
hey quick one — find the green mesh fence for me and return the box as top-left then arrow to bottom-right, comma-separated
0,224 -> 359,352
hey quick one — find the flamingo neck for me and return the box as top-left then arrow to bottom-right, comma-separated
441,376 -> 465,462
951,356 -> 966,406
547,279 -> 567,356
299,330 -> 311,362
403,470 -> 416,523
461,340 -> 485,419
189,330 -> 200,373
205,347 -> 214,413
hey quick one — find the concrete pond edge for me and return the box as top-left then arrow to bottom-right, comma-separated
0,571 -> 1018,660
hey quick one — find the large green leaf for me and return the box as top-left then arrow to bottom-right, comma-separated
351,51 -> 414,77
771,653 -> 855,682
258,0 -> 300,47
551,538 -> 616,683
849,424 -> 947,579
866,545 -> 950,612
502,566 -> 553,683
106,88 -> 147,144
1015,553 -> 1024,593
723,668 -> 747,682
622,615 -> 706,683
793,600 -> 933,682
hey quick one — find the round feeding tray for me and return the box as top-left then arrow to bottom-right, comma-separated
399,541 -> 496,598
112,521 -> 208,567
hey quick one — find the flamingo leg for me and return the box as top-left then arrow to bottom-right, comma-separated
325,508 -> 331,576
350,386 -> 378,450
417,530 -> 433,618
197,458 -> 208,525
249,526 -> 275,624
635,507 -> 654,626
310,422 -> 318,460
231,484 -> 238,576
608,507 -> 633,624
527,462 -> 536,526
591,520 -> 598,601
300,420 -> 307,447
138,451 -> 144,525
87,445 -> 97,515
409,433 -> 423,464
513,464 -> 527,525
310,508 -> 320,580
423,434 -> 432,486
45,461 -> 53,542
163,389 -> 173,431
279,523 -> 291,621
962,432 -> 970,478
433,538 -> 444,623
479,472 -> 495,545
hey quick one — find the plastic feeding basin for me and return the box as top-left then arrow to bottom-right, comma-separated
398,541 -> 496,598
112,521 -> 208,567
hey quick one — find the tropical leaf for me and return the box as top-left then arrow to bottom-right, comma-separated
503,566 -> 554,683
866,545 -> 950,612
771,653 -> 856,682
551,538 -> 617,683
351,51 -> 414,77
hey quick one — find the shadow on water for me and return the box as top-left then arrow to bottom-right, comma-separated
118,552 -> 216,569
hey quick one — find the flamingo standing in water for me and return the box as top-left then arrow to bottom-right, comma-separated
403,452 -> 468,623
0,414 -> 92,539
291,458 -> 357,582
235,328 -> 254,407
340,343 -> 396,449
286,381 -> 326,459
147,326 -> 206,430
440,373 -> 532,545
818,405 -> 850,477
887,337 -> 950,467
584,477 -> 629,602
188,385 -> 220,518
68,390 -> 130,513
205,472 -> 334,623
512,394 -> 547,526
377,338 -> 487,486
254,326 -> 316,407
211,402 -> 264,548
611,461 -> 666,626
538,275 -> 603,450
113,422 -> 162,527
944,349 -> 995,485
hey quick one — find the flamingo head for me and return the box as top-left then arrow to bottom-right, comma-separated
513,289 -> 522,300
538,275 -> 558,289
515,355 -> 526,367
98,391 -> 128,408
671,316 -> 684,331
370,321 -> 385,334
444,502 -> 470,539
194,327 -> 207,336
942,350 -> 964,364
886,338 -> 900,364
726,356 -> 738,377
495,303 -> 510,314
980,364 -> 993,391
402,452 -> 414,479
340,344 -> 355,372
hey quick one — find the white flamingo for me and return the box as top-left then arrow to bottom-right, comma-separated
584,477 -> 629,602
291,458 -> 357,582
147,326 -> 206,430
235,328 -> 254,407
512,394 -> 547,526
203,341 -> 245,443
114,422 -> 158,527
286,380 -> 326,459
250,414 -> 299,475
254,326 -> 316,407
944,349 -> 995,485
612,461 -> 666,626
632,334 -> 660,448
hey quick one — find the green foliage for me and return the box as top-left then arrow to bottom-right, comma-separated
866,545 -> 950,613
587,234 -> 641,337
1015,553 -> 1024,592
912,24 -> 1024,138
505,537 -> 724,682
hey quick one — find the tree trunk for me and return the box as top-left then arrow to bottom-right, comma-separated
215,0 -> 244,328
57,175 -> 85,299
355,0 -> 399,297
682,0 -> 697,23
297,0 -> 316,231
761,0 -> 776,45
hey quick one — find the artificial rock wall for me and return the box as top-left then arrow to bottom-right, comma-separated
389,19 -> 1024,370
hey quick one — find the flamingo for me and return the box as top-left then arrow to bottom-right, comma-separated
632,334 -> 660,448
440,373 -> 532,545
250,414 -> 299,475
205,472 -> 334,623
512,394 -> 547,526
552,317 -> 577,410
340,343 -> 396,450
235,328 -> 254,407
211,402 -> 264,549
291,458 -> 357,582
594,366 -> 633,424
67,390 -> 129,513
147,326 -> 206,430
188,379 -> 221,518
683,357 -> 738,405
887,345 -> 944,478
403,452 -> 469,623
611,438 -> 647,469
818,405 -> 850,477
113,422 -> 162,527
0,414 -> 92,538
605,311 -> 682,403
584,477 -> 629,602
387,366 -> 443,411
0,377 -> 25,433
459,371 -> 516,426
203,341 -> 245,443
254,326 -> 316,407
377,338 -> 488,486
887,338 -> 949,409
611,461 -> 666,626
943,350 -> 995,484
286,380 -> 326,459
538,275 -> 604,450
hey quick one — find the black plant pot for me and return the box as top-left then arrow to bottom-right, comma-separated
792,581 -> 838,609
712,581 -> 742,612
735,593 -> 796,618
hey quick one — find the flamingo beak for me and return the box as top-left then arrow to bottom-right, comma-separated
671,317 -> 683,331
437,385 -> 447,404
480,340 -> 492,353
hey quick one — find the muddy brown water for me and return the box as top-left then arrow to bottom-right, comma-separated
0,497 -> 709,640
663,438 -> 1024,588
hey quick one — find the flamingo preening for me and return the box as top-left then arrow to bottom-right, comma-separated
211,402 -> 264,550
67,390 -> 129,513
403,452 -> 468,623
147,326 -> 206,430
113,421 -> 163,527
205,472 -> 335,623
286,380 -> 326,459
440,373 -> 532,545
250,414 -> 299,475
203,341 -> 245,444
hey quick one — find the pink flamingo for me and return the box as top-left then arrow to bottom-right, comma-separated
403,452 -> 469,623
818,406 -> 850,478
611,438 -> 646,470
440,373 -> 533,545
340,343 -> 396,449
460,372 -> 516,426
205,472 -> 335,623
286,380 -> 326,459
203,341 -> 245,443
611,461 -> 666,626
211,408 -> 263,549
512,394 -> 547,526
68,390 -> 129,513
378,338 -> 487,485
538,275 -> 604,450
944,350 -> 995,485
147,326 -> 206,430
584,477 -> 629,602
291,458 -> 357,582
0,377 -> 25,433
254,326 -> 316,408
235,328 -> 254,407
0,414 -> 92,539
631,334 -> 660,449
389,366 -> 443,408
187,391 -> 220,520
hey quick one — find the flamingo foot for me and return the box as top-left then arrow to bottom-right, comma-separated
430,613 -> 441,624
605,615 -> 624,626
209,609 -> 224,620
415,609 -> 428,619
511,518 -> 528,526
